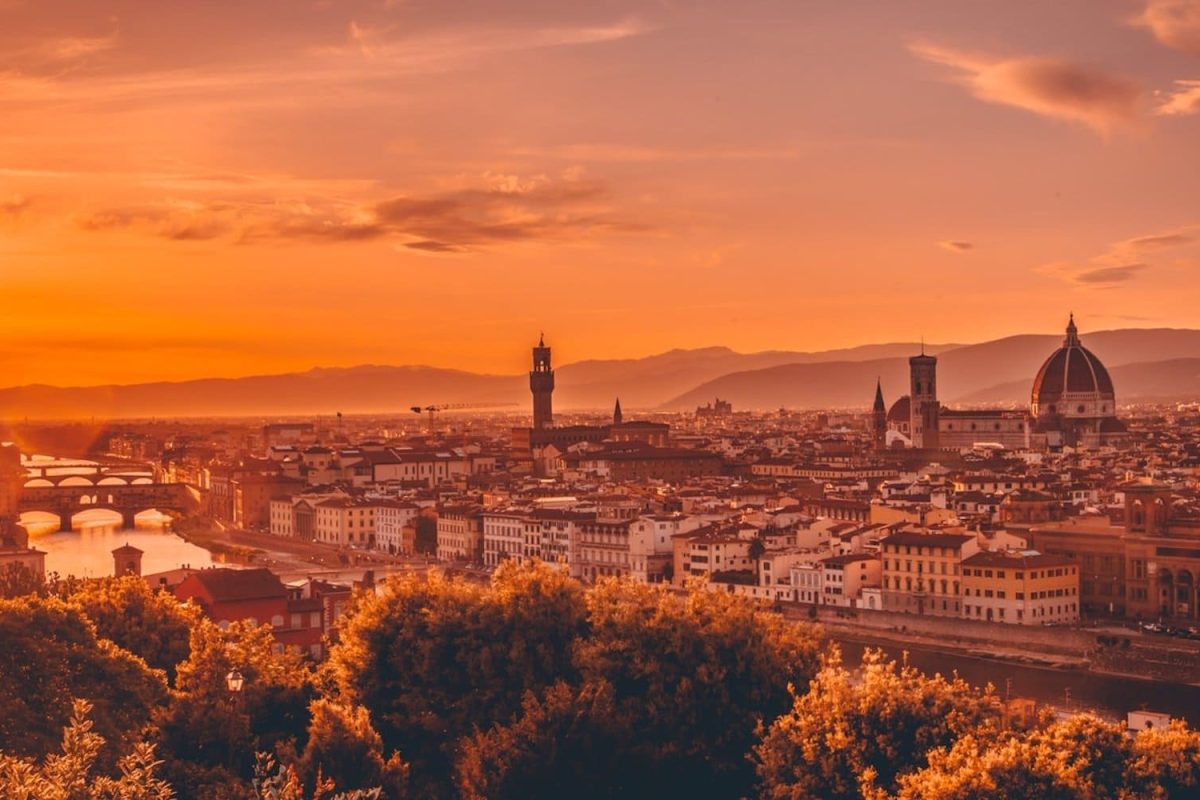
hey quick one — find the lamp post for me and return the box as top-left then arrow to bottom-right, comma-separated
225,669 -> 245,774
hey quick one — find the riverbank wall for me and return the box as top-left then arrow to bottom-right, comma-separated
790,604 -> 1200,684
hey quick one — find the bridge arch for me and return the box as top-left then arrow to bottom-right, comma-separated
58,476 -> 97,488
95,476 -> 130,486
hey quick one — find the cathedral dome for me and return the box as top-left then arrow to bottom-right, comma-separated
1031,315 -> 1115,419
886,395 -> 910,425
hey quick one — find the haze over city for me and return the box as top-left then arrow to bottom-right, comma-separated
2,0 -> 1200,386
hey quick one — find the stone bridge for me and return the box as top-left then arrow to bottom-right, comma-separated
19,482 -> 203,531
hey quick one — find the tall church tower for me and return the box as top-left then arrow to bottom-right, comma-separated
909,348 -> 939,450
613,397 -> 623,426
530,333 -> 555,430
872,379 -> 887,450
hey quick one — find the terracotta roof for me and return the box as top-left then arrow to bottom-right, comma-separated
187,568 -> 286,602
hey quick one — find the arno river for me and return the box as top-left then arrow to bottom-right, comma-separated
23,515 -> 215,579
835,637 -> 1200,728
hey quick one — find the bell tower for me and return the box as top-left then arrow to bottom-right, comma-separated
909,346 -> 939,450
530,333 -> 554,430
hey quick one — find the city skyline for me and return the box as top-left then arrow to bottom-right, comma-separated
2,0 -> 1200,385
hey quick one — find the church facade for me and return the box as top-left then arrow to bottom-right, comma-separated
878,316 -> 1127,451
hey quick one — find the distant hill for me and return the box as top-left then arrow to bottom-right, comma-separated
554,342 -> 960,409
662,329 -> 1200,410
961,358 -> 1200,405
0,366 -> 525,419
0,342 -> 960,419
1,330 -> 1196,419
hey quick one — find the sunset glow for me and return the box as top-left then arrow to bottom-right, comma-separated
2,0 -> 1199,385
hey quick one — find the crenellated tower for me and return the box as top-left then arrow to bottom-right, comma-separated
530,333 -> 555,429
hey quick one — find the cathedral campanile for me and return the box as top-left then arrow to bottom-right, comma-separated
909,348 -> 939,450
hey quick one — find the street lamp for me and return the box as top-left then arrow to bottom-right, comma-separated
225,669 -> 246,774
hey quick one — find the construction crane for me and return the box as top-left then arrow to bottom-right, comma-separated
408,402 -> 516,434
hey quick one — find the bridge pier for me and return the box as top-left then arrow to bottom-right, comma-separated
122,510 -> 138,530
58,512 -> 73,532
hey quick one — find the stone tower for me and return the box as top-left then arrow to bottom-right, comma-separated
872,379 -> 887,450
909,348 -> 939,450
1125,480 -> 1172,537
530,333 -> 555,430
112,542 -> 144,577
613,397 -> 623,426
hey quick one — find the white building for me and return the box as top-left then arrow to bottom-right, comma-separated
483,509 -> 529,567
375,500 -> 420,554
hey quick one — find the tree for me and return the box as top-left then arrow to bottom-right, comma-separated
327,561 -> 587,796
894,714 -> 1141,800
575,579 -> 823,798
455,681 -> 628,800
253,753 -> 382,800
0,561 -> 45,598
298,699 -> 408,798
0,596 -> 167,771
413,515 -> 437,555
67,575 -> 199,683
1124,720 -> 1200,799
754,648 -> 1003,799
0,699 -> 173,800
155,617 -> 315,798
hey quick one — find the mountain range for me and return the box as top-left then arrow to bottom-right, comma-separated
0,329 -> 1197,419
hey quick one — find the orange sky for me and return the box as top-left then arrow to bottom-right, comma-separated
1,0 -> 1199,386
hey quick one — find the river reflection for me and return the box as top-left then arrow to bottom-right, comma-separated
24,513 -> 215,579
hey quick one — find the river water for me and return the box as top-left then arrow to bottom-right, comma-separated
24,516 -> 216,579
18,453 -> 214,578
834,636 -> 1200,728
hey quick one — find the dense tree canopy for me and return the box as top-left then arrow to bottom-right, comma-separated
328,560 -> 587,795
755,648 -> 1004,799
65,575 -> 199,683
0,700 -> 172,800
0,596 -> 166,769
4,563 -> 1200,800
155,616 -> 316,798
577,579 -> 823,797
894,715 -> 1200,800
455,681 -> 627,800
299,699 -> 409,798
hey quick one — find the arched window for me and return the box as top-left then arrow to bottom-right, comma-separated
1132,500 -> 1145,527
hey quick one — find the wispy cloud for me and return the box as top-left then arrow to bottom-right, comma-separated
0,18 -> 652,109
910,42 -> 1142,134
75,171 -> 653,252
34,33 -> 118,62
1074,263 -> 1149,284
1156,79 -> 1200,116
1136,0 -> 1200,55
1039,223 -> 1198,285
938,240 -> 973,253
1118,228 -> 1195,249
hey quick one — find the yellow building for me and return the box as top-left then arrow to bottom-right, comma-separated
961,550 -> 1079,625
881,531 -> 979,617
